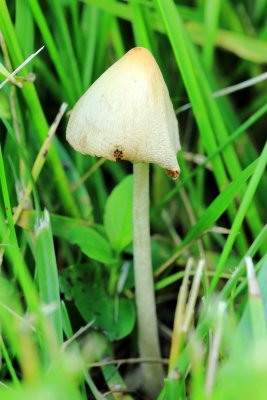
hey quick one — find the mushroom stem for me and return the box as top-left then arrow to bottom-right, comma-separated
133,162 -> 164,397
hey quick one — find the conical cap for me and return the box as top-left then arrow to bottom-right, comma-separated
66,47 -> 181,178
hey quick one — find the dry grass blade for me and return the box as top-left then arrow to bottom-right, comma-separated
0,45 -> 44,89
12,102 -> 68,224
169,257 -> 194,371
182,259 -> 205,333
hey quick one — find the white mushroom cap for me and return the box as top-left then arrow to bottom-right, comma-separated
66,47 -> 181,178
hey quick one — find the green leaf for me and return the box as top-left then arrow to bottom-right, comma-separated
67,226 -> 115,264
60,264 -> 135,341
104,175 -> 133,253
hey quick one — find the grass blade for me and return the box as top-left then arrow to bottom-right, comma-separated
156,159 -> 257,279
203,0 -> 222,68
210,141 -> 267,293
35,209 -> 63,345
0,0 -> 80,217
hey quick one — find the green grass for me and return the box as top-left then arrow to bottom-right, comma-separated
0,0 -> 267,399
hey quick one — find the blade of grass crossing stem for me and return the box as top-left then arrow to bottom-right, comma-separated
245,257 -> 267,342
35,209 -> 63,345
203,0 -> 222,68
210,141 -> 267,293
0,0 -> 80,217
157,0 -> 264,250
26,0 -> 76,104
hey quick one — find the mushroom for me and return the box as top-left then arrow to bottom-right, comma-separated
66,47 -> 181,397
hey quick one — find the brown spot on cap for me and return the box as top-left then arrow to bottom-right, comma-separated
114,148 -> 123,160
166,169 -> 180,180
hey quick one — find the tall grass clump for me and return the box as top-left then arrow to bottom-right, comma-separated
0,0 -> 267,399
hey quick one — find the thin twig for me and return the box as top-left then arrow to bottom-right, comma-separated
155,226 -> 232,277
71,157 -> 106,192
176,71 -> 267,114
88,357 -> 169,368
0,381 -> 13,391
0,46 -> 45,89
61,319 -> 95,351
102,388 -> 134,397
183,151 -> 212,170
0,301 -> 36,332
155,241 -> 193,277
